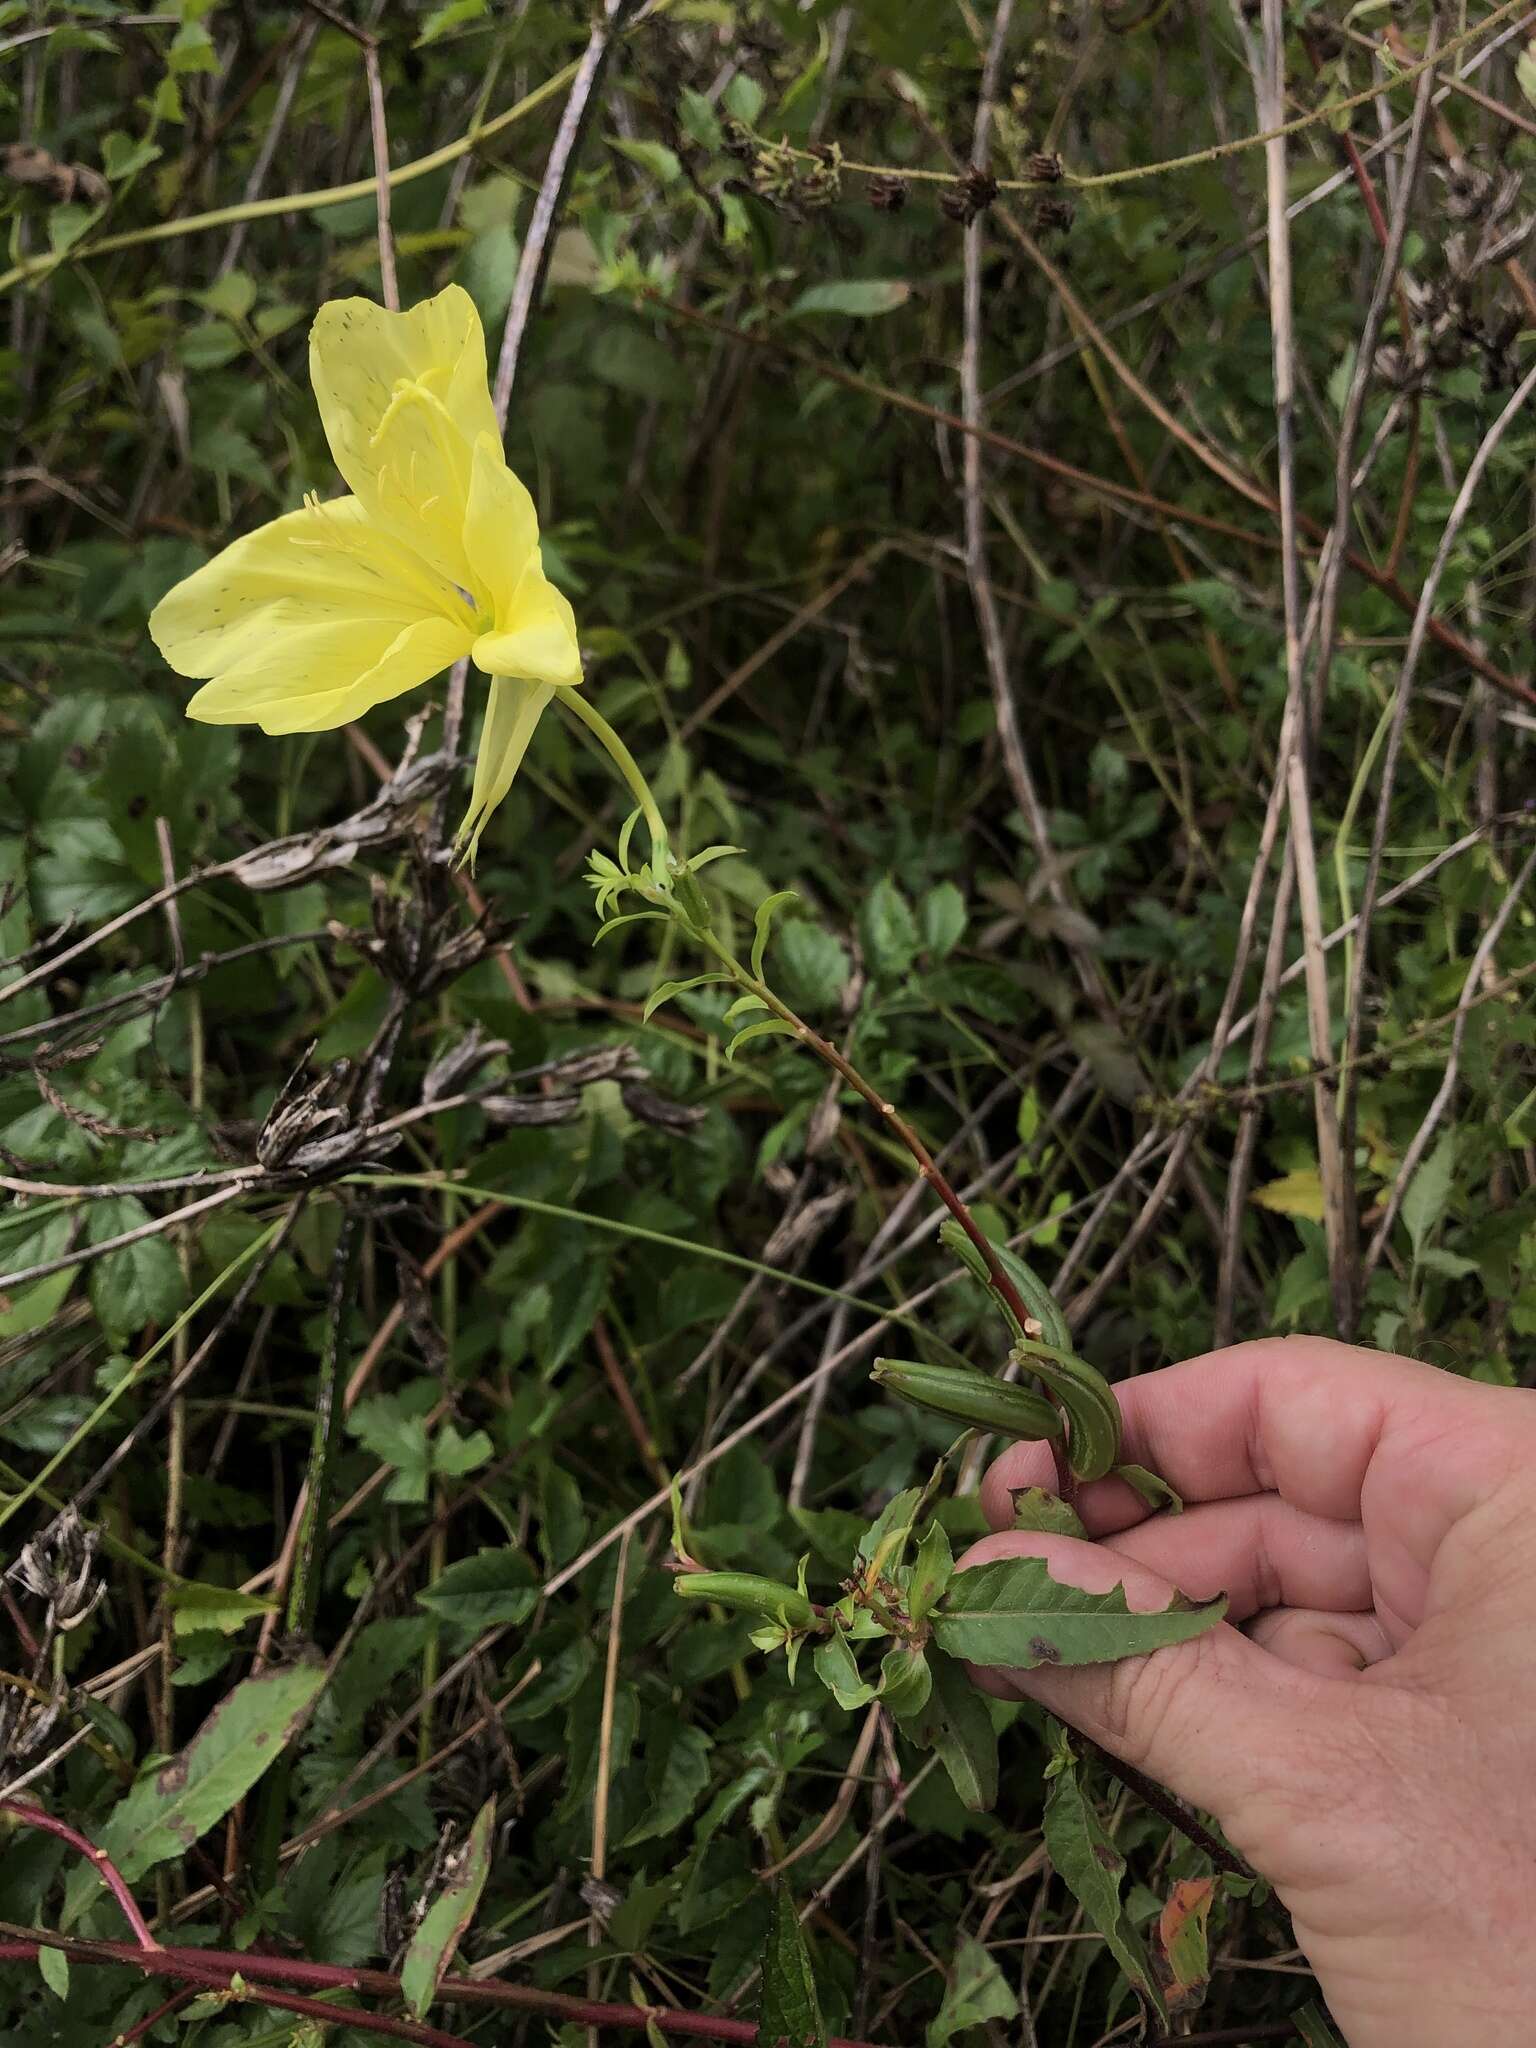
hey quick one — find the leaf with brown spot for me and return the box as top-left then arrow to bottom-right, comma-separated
93,1657 -> 325,1884
1154,1876 -> 1216,2015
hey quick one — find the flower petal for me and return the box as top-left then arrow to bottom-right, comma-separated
149,496 -> 458,679
472,570 -> 582,688
310,287 -> 498,591
186,613 -> 472,734
457,675 -> 555,862
462,433 -> 540,618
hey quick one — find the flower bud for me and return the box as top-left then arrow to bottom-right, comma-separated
871,1359 -> 1062,1443
673,1572 -> 815,1629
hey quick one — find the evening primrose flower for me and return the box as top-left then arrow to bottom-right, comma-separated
148,284 -> 581,859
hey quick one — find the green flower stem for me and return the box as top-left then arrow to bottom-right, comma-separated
557,688 -> 670,859
696,934 -> 1078,1500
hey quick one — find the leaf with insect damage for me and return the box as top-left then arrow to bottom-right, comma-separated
932,1555 -> 1224,1671
401,1796 -> 495,2018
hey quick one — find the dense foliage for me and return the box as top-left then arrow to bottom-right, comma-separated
2,2 -> 1534,2044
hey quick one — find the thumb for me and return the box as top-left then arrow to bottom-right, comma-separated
953,1530 -> 1334,1831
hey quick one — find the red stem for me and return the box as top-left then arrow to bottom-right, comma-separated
0,1930 -> 896,2048
0,1802 -> 160,1952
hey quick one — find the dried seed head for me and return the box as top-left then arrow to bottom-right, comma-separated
867,172 -> 909,213
941,165 -> 999,226
11,1508 -> 103,1631
622,1080 -> 708,1132
1033,195 -> 1075,236
1028,151 -> 1063,185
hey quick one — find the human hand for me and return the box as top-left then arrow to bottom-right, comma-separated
960,1336 -> 1536,2048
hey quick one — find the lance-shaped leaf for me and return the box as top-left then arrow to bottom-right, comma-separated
1294,2003 -> 1346,2048
932,1555 -> 1225,1670
96,1657 -> 325,1882
910,1645 -> 998,1812
1043,1750 -> 1167,2023
757,1880 -> 826,2048
401,1796 -> 495,2018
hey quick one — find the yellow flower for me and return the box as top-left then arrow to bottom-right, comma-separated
149,284 -> 581,859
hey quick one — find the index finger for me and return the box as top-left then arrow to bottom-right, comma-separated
980,1335 -> 1499,1535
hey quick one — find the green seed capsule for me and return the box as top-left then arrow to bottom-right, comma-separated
871,1359 -> 1063,1443
1009,1339 -> 1122,1481
674,1572 -> 815,1629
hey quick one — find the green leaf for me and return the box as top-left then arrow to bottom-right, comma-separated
1011,1486 -> 1087,1537
623,1720 -> 713,1846
753,889 -> 801,979
1402,1128 -> 1456,1263
726,1018 -> 802,1059
911,1646 -> 997,1812
774,919 -> 849,1011
416,0 -> 488,42
36,1942 -> 68,1999
1043,1750 -> 1166,2020
789,280 -> 912,319
919,881 -> 967,960
879,1643 -> 932,1719
722,73 -> 764,124
644,973 -> 729,1022
932,1555 -> 1225,1669
168,1581 -> 278,1637
88,1198 -> 186,1343
400,1797 -> 495,2019
97,1659 -> 325,1882
415,1547 -> 538,1632
907,1519 -> 953,1627
927,1933 -> 1017,2045
1294,2001 -> 1346,2048
859,875 -> 919,978
1114,1464 -> 1185,1514
611,136 -> 684,185
812,1630 -> 878,1711
757,1882 -> 826,2048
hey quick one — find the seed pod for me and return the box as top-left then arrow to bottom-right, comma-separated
674,1572 -> 815,1629
871,1359 -> 1063,1443
1009,1339 -> 1122,1481
937,1219 -> 1070,1350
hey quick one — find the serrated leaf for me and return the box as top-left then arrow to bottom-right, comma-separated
757,1882 -> 825,2048
927,1934 -> 1017,2045
168,1581 -> 278,1637
400,1797 -> 494,2018
97,1660 -> 325,1882
1044,1752 -> 1167,2021
911,1646 -> 997,1811
919,881 -> 967,960
774,919 -> 849,1010
1402,1128 -> 1456,1263
623,1720 -> 713,1846
415,1547 -> 537,1632
860,874 -> 919,977
752,889 -> 801,979
932,1555 -> 1225,1669
1251,1166 -> 1325,1222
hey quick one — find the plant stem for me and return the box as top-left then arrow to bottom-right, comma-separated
697,933 -> 1077,1499
558,688 -> 670,859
